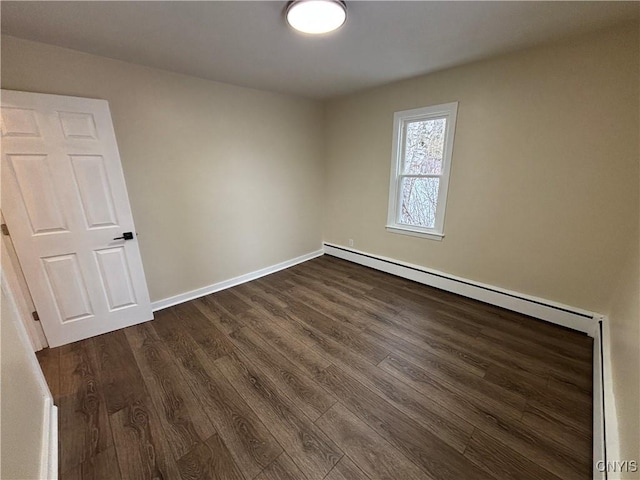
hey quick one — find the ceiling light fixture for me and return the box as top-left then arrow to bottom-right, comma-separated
286,0 -> 347,35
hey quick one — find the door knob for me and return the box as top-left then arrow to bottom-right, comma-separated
113,232 -> 134,240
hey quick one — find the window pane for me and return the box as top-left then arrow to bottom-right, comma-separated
399,177 -> 440,228
403,118 -> 446,175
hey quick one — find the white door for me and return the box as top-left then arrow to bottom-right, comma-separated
1,90 -> 153,347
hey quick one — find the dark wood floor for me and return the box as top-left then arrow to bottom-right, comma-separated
37,255 -> 593,480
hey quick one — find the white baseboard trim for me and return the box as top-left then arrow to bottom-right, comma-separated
323,243 -> 598,335
151,249 -> 324,312
40,397 -> 58,480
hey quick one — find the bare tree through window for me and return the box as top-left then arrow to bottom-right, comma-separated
399,118 -> 445,228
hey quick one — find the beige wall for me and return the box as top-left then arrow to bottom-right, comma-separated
323,24 -> 639,314
1,255 -> 52,479
1,35 -> 324,302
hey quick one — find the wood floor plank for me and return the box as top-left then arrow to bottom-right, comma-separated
232,281 -> 295,320
193,295 -> 244,334
364,323 -> 489,376
172,301 -> 235,359
233,281 -> 289,310
110,397 -> 181,480
60,446 -> 121,480
521,402 -> 591,458
377,354 -> 525,420
285,268 -> 404,325
372,332 -> 526,412
237,307 -> 332,377
153,324 -> 282,480
124,322 -> 217,460
286,275 -> 486,375
379,354 -> 589,480
287,283 -> 370,332
214,351 -> 343,480
255,453 -> 307,480
371,288 -> 591,389
526,389 -> 592,432
483,363 -> 550,399
471,335 -> 592,389
58,341 -> 113,474
316,403 -> 432,480
544,370 -> 593,397
324,456 -> 371,480
547,376 -> 592,400
229,326 -> 337,420
463,429 -> 563,480
374,300 -> 591,392
288,272 -> 490,377
485,363 -> 592,433
255,270 -> 297,293
329,340 -> 472,451
478,325 -> 592,364
311,273 -> 484,345
294,261 -> 380,297
57,342 -> 102,400
208,289 -> 253,316
290,274 -> 481,342
91,330 -> 147,415
152,308 -> 204,361
315,365 -> 493,480
58,393 -> 112,477
281,295 -> 391,365
262,311 -> 474,453
177,434 -> 244,480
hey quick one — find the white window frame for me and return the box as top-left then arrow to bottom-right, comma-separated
386,102 -> 458,241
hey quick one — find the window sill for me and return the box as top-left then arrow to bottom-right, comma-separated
385,225 -> 444,241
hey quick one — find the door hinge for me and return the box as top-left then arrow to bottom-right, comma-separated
1,224 -> 9,236
32,311 -> 40,322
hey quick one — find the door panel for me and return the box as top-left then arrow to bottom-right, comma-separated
7,154 -> 68,234
1,90 -> 153,347
42,253 -> 94,322
1,107 -> 41,137
70,154 -> 119,228
94,247 -> 138,311
58,111 -> 98,139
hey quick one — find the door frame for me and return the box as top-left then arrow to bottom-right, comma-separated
1,219 -> 48,350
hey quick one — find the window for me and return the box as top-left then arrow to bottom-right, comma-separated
386,102 -> 458,240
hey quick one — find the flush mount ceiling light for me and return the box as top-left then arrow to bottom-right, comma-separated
286,0 -> 347,35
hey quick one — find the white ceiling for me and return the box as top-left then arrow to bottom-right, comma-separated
1,1 -> 638,99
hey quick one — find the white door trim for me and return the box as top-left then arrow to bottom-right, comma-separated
1,228 -> 48,350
